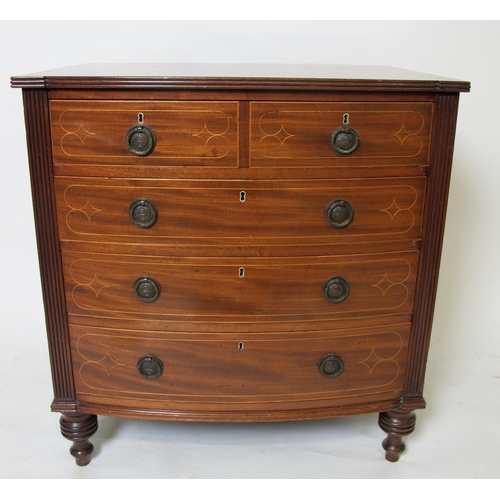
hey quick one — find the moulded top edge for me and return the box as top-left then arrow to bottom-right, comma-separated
10,63 -> 471,93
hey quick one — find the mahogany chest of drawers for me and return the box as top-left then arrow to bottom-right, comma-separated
12,64 -> 469,465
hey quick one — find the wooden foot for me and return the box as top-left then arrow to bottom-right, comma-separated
378,410 -> 416,462
60,412 -> 98,466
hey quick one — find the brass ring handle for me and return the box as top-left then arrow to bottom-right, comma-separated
125,124 -> 156,156
137,355 -> 163,380
325,199 -> 354,228
323,276 -> 350,303
129,199 -> 158,228
330,127 -> 360,156
319,353 -> 344,378
133,276 -> 161,303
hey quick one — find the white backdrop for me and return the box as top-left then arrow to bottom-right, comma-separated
1,20 -> 499,479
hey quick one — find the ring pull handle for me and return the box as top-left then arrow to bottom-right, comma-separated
323,276 -> 350,303
319,353 -> 344,378
330,127 -> 360,156
137,355 -> 163,380
325,199 -> 354,228
126,124 -> 156,156
133,276 -> 161,303
129,199 -> 158,228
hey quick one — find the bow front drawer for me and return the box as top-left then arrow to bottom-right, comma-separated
55,176 -> 425,254
70,324 -> 410,412
62,251 -> 419,325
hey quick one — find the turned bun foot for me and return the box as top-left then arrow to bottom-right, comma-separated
60,413 -> 98,466
378,410 -> 416,462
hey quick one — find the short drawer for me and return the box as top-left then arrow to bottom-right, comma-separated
70,323 -> 410,411
63,251 -> 419,325
250,101 -> 433,168
55,176 -> 425,251
50,100 -> 239,167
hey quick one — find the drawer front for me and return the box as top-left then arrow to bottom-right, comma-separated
70,323 -> 409,411
63,251 -> 418,324
50,100 -> 239,167
251,102 -> 433,167
55,177 -> 425,250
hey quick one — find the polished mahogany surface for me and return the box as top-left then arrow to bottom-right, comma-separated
11,63 -> 470,92
12,64 -> 469,465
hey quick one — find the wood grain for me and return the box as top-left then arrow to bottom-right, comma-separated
404,93 -> 461,401
11,63 -> 471,93
62,251 -> 419,324
251,101 -> 433,168
22,90 -> 76,406
70,323 -> 410,413
12,65 -> 469,462
54,176 -> 425,251
50,100 -> 239,167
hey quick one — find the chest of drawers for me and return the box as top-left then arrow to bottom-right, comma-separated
12,64 -> 469,466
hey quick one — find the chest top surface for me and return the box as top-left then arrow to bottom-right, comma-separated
11,63 -> 470,92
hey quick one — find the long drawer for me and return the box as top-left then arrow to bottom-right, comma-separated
70,323 -> 410,412
63,251 -> 419,324
55,177 -> 425,250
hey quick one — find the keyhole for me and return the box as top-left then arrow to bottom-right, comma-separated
240,191 -> 246,202
343,113 -> 349,125
238,342 -> 244,351
239,267 -> 245,278
138,113 -> 144,124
